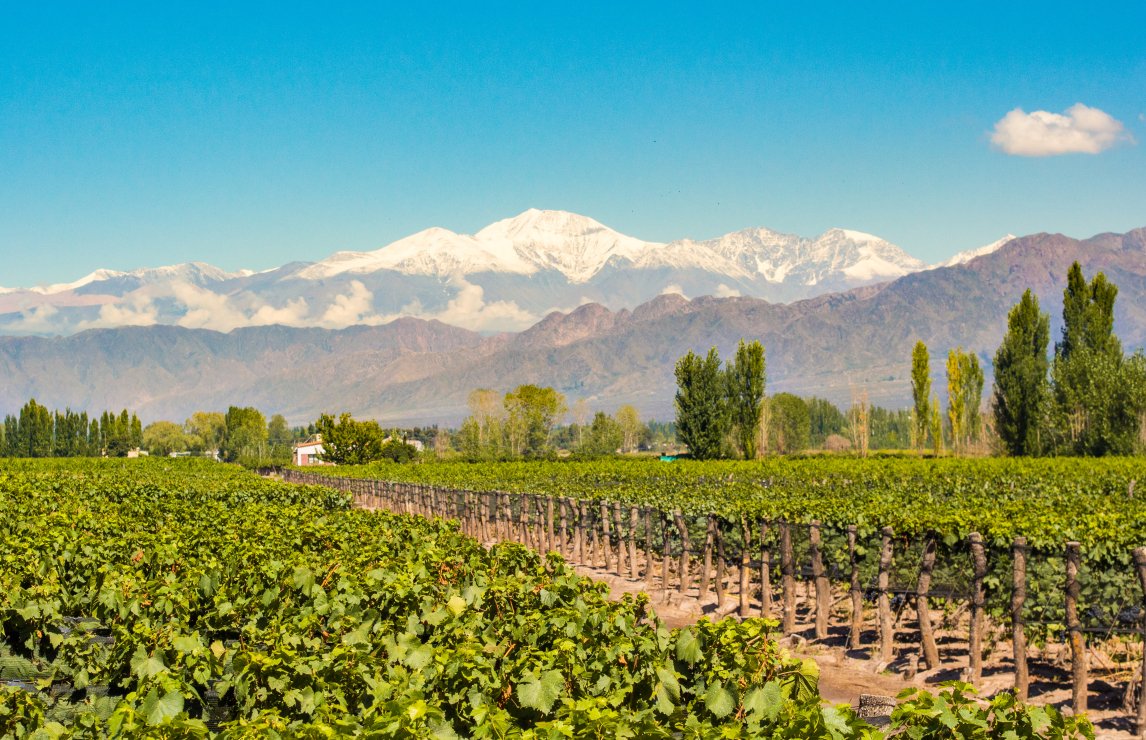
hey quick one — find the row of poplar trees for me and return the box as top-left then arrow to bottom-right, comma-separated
992,262 -> 1146,456
1,399 -> 143,458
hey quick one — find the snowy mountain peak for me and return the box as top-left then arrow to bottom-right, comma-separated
933,235 -> 1016,268
477,209 -> 658,283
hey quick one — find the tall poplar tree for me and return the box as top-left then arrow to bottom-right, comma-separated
992,290 -> 1049,456
910,341 -> 931,452
726,339 -> 766,459
674,347 -> 729,460
1051,262 -> 1128,455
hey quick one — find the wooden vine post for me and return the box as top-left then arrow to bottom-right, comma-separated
674,510 -> 691,594
628,507 -> 640,580
643,508 -> 654,588
759,521 -> 773,619
575,500 -> 586,564
779,521 -> 796,634
916,535 -> 940,671
809,520 -> 829,640
558,499 -> 569,558
739,515 -> 751,618
715,521 -> 726,609
612,503 -> 625,575
699,516 -> 715,600
968,532 -> 988,685
600,502 -> 613,570
661,512 -> 672,601
848,525 -> 862,649
877,526 -> 895,663
1133,546 -> 1146,737
1012,536 -> 1029,701
1065,541 -> 1087,715
550,499 -> 559,556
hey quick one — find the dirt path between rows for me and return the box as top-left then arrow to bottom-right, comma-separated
570,563 -> 1137,739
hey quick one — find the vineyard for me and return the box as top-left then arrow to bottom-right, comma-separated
284,456 -> 1146,732
5,456 -> 1077,739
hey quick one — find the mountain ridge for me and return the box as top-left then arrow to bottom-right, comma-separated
0,209 -> 1013,337
2,227 -> 1143,425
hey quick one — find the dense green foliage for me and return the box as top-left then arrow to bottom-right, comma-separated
766,394 -> 810,455
674,347 -> 730,460
910,341 -> 931,452
1,400 -> 142,458
727,339 -> 767,459
1050,263 -> 1146,456
993,290 -> 1051,456
314,412 -> 389,465
1,458 -> 889,738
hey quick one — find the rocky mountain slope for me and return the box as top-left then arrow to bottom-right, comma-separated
0,227 -> 1142,424
0,210 -> 1005,336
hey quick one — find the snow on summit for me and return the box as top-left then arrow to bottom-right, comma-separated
0,209 -> 1020,336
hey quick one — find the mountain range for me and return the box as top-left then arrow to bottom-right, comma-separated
0,209 -> 1011,336
1,226 -> 1143,425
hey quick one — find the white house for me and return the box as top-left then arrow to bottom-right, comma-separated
293,435 -> 326,466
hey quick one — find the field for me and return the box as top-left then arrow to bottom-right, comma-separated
0,458 -> 1104,737
289,456 -> 1146,733
0,458 -> 884,738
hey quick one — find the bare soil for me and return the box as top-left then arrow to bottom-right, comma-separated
571,562 -> 1140,739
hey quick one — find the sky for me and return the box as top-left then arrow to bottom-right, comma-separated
1,2 -> 1144,288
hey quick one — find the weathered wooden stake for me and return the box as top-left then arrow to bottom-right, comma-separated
661,513 -> 672,601
699,516 -> 715,600
601,502 -> 613,571
1065,541 -> 1087,715
1133,546 -> 1146,737
969,532 -> 987,685
810,521 -> 829,640
848,525 -> 862,649
877,526 -> 895,663
1012,537 -> 1029,701
715,521 -> 726,609
760,521 -> 773,619
644,508 -> 654,587
739,515 -> 751,618
916,536 -> 940,671
780,521 -> 796,634
629,507 -> 640,580
546,497 -> 555,554
675,510 -> 691,594
613,503 -> 625,575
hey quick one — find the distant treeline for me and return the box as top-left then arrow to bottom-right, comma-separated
1,399 -> 143,458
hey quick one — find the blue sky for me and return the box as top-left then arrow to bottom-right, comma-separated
1,2 -> 1143,287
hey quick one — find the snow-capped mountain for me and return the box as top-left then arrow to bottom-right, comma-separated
0,210 -> 1014,336
932,235 -> 1016,269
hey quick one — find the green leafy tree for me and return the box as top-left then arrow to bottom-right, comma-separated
726,339 -> 766,459
674,348 -> 729,460
184,411 -> 226,454
314,413 -> 387,465
992,290 -> 1050,456
910,341 -> 931,452
503,385 -> 567,458
221,406 -> 268,464
1050,262 -> 1137,455
143,421 -> 190,457
614,404 -> 643,454
460,389 -> 505,460
579,412 -> 624,457
947,348 -> 985,454
808,397 -> 846,449
767,393 -> 810,455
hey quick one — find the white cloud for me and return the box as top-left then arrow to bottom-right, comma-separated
714,284 -> 741,298
990,103 -> 1133,156
432,277 -> 538,332
661,284 -> 687,298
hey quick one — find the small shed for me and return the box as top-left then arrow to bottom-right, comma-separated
293,435 -> 326,466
